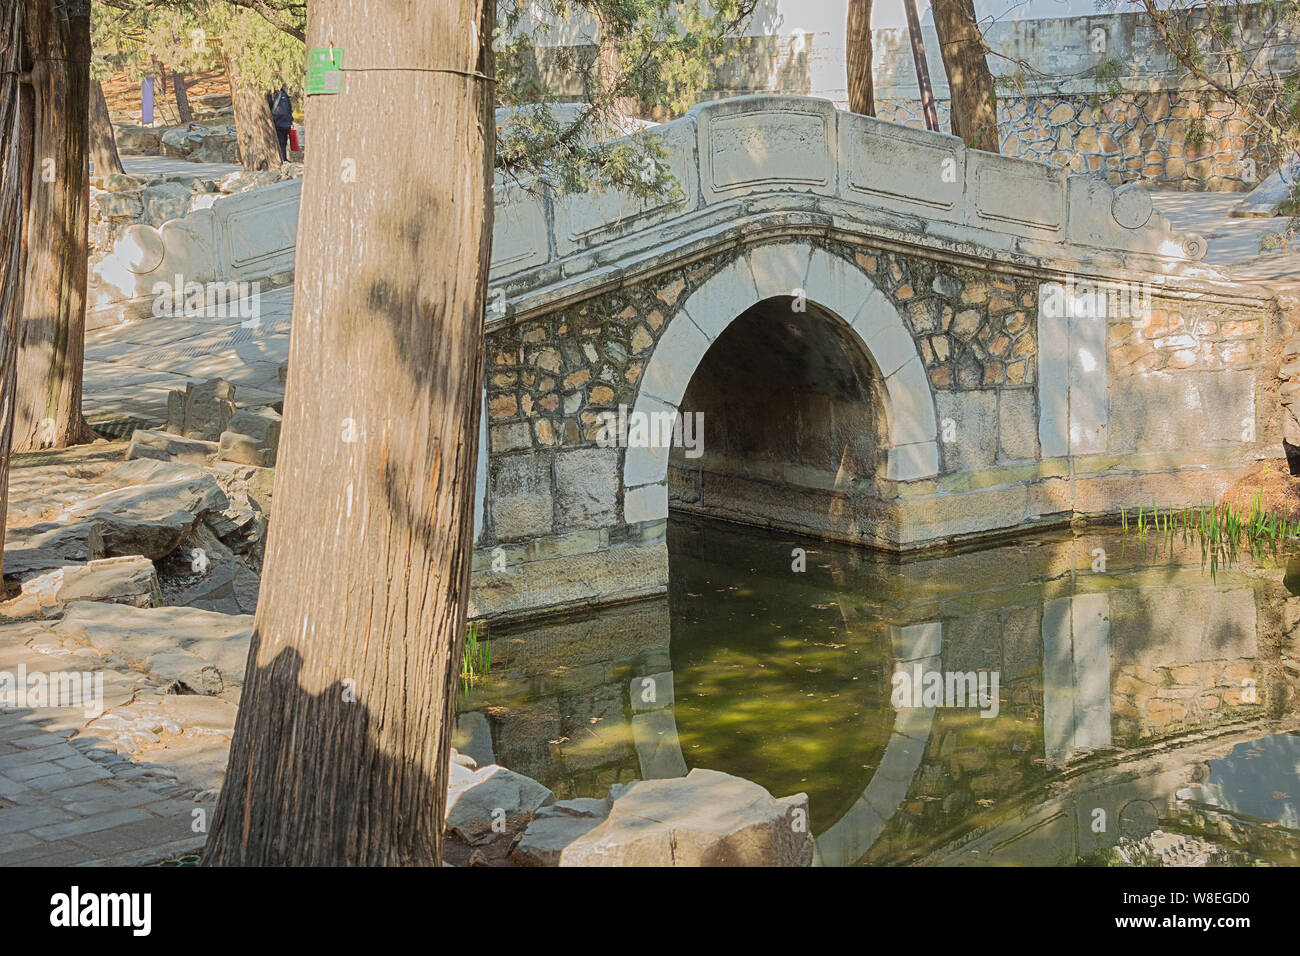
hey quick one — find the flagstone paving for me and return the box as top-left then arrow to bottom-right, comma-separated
0,637 -> 213,867
83,285 -> 293,433
121,155 -> 241,182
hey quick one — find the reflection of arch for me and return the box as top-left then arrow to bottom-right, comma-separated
628,620 -> 943,867
621,242 -> 941,525
813,621 -> 942,867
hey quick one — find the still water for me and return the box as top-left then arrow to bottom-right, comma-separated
457,516 -> 1300,865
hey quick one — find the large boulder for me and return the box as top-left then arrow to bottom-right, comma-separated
558,769 -> 813,867
3,520 -> 106,579
127,428 -> 219,465
140,181 -> 192,225
217,169 -> 284,195
20,555 -> 160,609
191,128 -> 239,164
511,797 -> 615,867
218,406 -> 282,467
113,124 -> 161,154
60,460 -> 230,560
444,763 -> 555,842
93,189 -> 144,221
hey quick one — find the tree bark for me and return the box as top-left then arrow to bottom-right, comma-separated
204,0 -> 495,867
13,0 -> 93,452
88,79 -> 124,177
596,15 -> 638,121
224,52 -> 280,170
171,70 -> 193,124
0,0 -> 29,579
846,0 -> 875,116
931,0 -> 1000,152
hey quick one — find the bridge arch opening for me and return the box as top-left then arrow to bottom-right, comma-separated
667,295 -> 893,544
622,242 -> 940,549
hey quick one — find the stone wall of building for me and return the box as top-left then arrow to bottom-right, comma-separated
525,6 -> 1294,190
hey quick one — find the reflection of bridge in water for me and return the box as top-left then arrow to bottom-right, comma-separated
456,522 -> 1299,865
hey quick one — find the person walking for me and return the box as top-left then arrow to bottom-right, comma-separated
269,85 -> 294,161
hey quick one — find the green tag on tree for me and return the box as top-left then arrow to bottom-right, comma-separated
306,48 -> 344,94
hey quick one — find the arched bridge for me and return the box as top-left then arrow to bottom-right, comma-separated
473,95 -> 1281,621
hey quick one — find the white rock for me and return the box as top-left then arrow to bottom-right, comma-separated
559,768 -> 813,866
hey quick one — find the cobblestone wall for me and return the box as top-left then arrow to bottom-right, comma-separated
876,90 -> 1273,191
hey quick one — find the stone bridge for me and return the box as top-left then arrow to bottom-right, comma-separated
471,95 -> 1284,621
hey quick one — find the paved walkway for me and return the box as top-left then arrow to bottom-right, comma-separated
121,155 -> 241,182
83,285 -> 292,430
0,642 -> 205,866
1150,189 -> 1300,285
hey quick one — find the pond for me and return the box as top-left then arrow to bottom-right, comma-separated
456,516 -> 1300,865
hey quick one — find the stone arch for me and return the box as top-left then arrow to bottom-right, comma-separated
622,241 -> 940,526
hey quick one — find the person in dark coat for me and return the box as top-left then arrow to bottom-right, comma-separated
269,86 -> 294,161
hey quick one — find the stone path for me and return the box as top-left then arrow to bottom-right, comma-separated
83,286 -> 292,431
121,155 -> 241,182
0,639 -> 207,866
1151,189 -> 1300,284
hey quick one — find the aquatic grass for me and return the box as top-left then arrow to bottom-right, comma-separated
1118,494 -> 1298,572
460,619 -> 491,690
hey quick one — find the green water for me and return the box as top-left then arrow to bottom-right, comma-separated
458,517 -> 1300,865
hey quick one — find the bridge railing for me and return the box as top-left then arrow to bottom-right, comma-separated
490,94 -> 1208,303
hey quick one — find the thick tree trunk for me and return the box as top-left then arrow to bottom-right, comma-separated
224,53 -> 280,170
846,0 -> 875,116
13,0 -> 92,452
204,0 -> 495,867
88,79 -> 124,177
931,0 -> 1000,152
0,0 -> 29,579
171,70 -> 193,124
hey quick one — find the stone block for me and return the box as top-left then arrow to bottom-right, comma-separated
491,455 -> 554,540
553,448 -> 618,529
560,769 -> 813,866
166,379 -> 236,441
126,429 -> 218,465
997,389 -> 1039,462
20,556 -> 160,609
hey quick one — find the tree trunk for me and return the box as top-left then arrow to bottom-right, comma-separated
931,0 -> 1000,152
171,70 -> 193,124
224,52 -> 279,170
88,79 -> 124,177
596,16 -> 637,121
846,0 -> 875,116
13,0 -> 93,452
0,0 -> 29,579
204,0 -> 495,867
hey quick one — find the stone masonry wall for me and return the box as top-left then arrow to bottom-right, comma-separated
482,237 -> 1044,550
876,90 -> 1273,191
